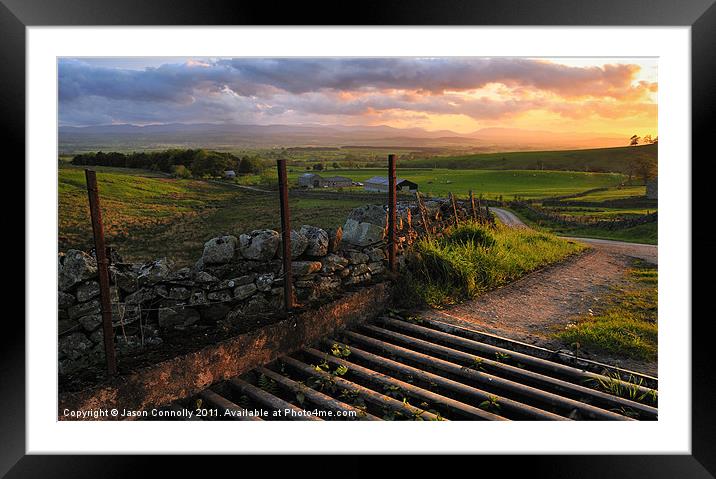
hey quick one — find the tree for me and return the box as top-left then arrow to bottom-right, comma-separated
634,156 -> 657,184
171,164 -> 192,178
332,162 -> 340,169
312,163 -> 324,171
629,135 -> 640,146
191,150 -> 237,178
238,156 -> 265,175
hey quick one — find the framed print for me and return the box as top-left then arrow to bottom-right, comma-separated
5,0 -> 715,475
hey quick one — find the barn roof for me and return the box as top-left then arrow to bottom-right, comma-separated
365,176 -> 414,185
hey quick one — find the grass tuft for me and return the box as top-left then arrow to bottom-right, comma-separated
555,260 -> 657,360
397,222 -> 583,307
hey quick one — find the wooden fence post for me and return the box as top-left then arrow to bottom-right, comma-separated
449,192 -> 460,227
84,169 -> 118,376
276,159 -> 294,314
388,154 -> 397,273
469,190 -> 478,222
415,191 -> 432,238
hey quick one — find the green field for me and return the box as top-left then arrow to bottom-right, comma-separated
59,162 -> 652,265
59,165 -> 370,265
410,143 -> 657,175
509,203 -> 658,245
285,168 -> 627,200
569,186 -> 646,202
542,206 -> 656,219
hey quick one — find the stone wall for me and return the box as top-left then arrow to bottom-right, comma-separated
511,201 -> 658,230
57,198 -> 484,375
646,177 -> 658,200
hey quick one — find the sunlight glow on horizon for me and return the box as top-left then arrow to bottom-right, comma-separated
59,57 -> 658,143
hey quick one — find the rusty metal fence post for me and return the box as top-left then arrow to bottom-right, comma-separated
276,159 -> 294,314
84,169 -> 118,376
387,154 -> 397,272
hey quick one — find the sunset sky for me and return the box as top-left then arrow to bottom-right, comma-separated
58,57 -> 657,139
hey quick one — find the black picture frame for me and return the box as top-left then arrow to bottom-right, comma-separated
5,0 -> 714,476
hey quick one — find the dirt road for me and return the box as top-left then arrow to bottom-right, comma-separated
491,207 -> 658,265
491,207 -> 528,228
420,207 -> 659,376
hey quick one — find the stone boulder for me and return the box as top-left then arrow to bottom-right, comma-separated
367,261 -> 385,275
137,258 -> 173,286
59,332 -> 94,360
320,254 -> 349,273
207,290 -> 232,302
365,247 -> 386,262
200,303 -> 232,322
68,299 -> 101,320
300,225 -> 328,257
58,291 -> 76,309
158,305 -> 200,329
239,229 -> 280,260
289,230 -> 309,258
75,280 -> 100,302
277,230 -> 309,259
167,287 -> 192,300
291,261 -> 322,276
347,251 -> 369,265
342,205 -> 387,246
125,287 -> 157,305
194,271 -> 219,284
78,314 -> 102,332
327,227 -> 343,253
201,235 -> 237,264
234,283 -> 258,300
256,273 -> 274,292
113,269 -> 139,293
58,250 -> 97,291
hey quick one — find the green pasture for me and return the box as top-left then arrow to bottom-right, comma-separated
287,168 -> 627,200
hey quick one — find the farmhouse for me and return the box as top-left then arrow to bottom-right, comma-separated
363,176 -> 418,193
321,176 -> 353,188
298,173 -> 353,188
223,170 -> 236,179
646,176 -> 658,199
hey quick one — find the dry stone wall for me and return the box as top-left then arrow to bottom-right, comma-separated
57,198 -> 481,375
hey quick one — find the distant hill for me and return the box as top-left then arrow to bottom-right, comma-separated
58,122 -> 627,153
413,143 -> 658,175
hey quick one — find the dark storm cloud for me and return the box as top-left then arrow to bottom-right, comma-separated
215,57 -> 645,99
58,57 -> 655,126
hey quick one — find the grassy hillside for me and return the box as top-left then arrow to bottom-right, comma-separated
59,166 -> 369,265
287,168 -> 627,200
411,144 -> 657,174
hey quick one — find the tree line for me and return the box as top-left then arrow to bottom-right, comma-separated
71,149 -> 265,178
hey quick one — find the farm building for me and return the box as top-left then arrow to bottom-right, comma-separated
298,173 -> 353,188
646,176 -> 658,199
363,176 -> 418,193
321,176 -> 353,188
223,170 -> 236,179
298,173 -> 322,188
